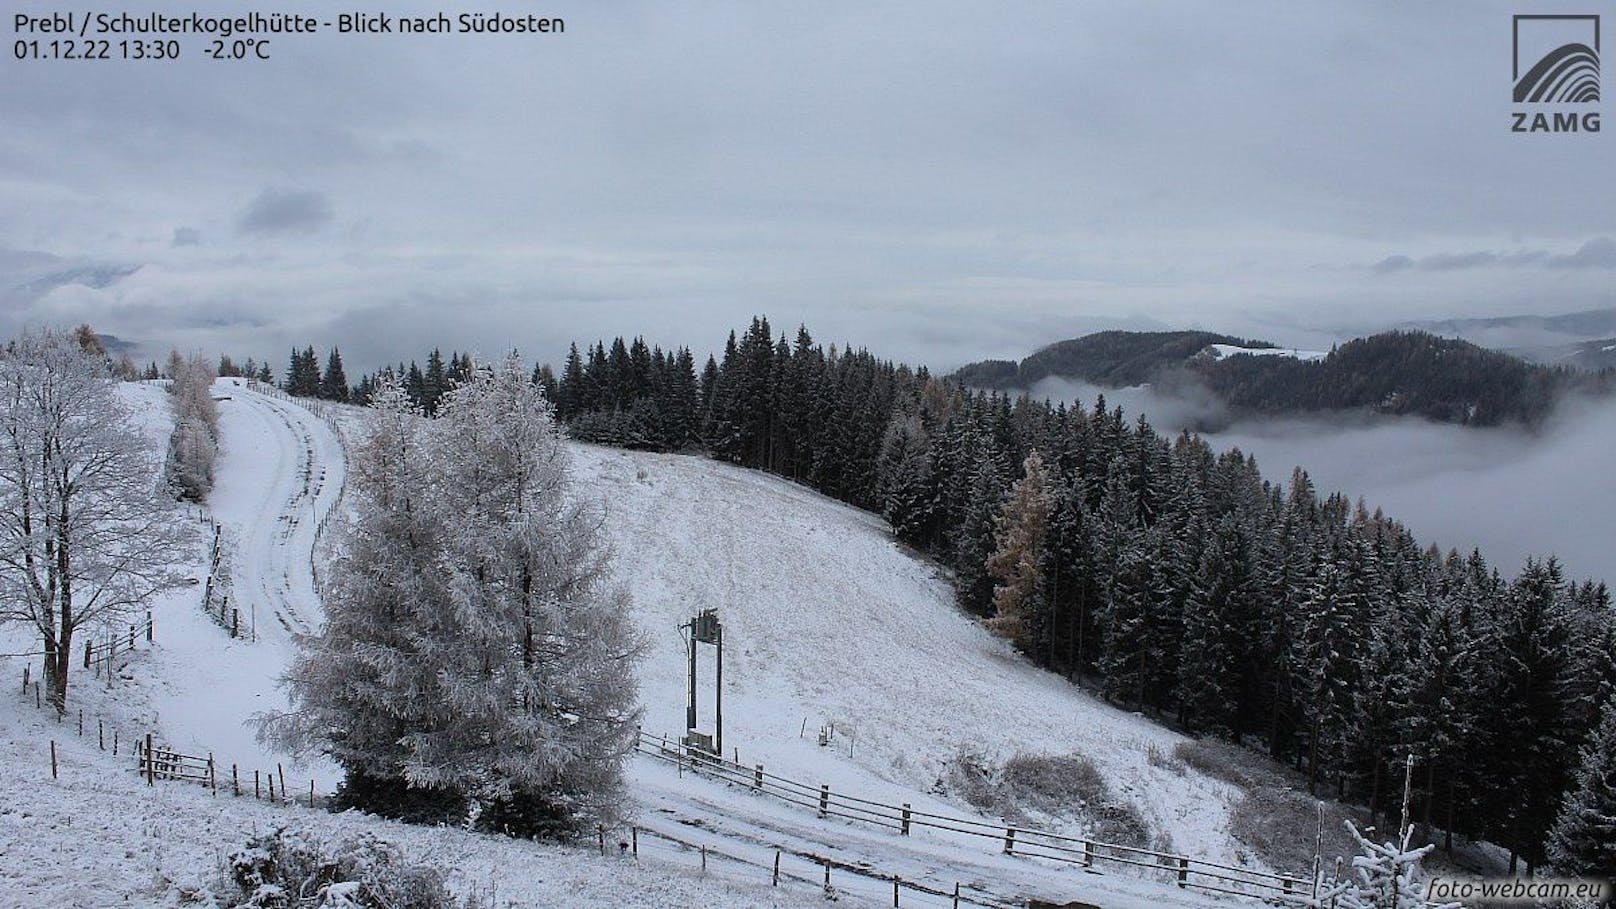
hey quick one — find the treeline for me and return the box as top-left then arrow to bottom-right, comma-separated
288,316 -> 1615,877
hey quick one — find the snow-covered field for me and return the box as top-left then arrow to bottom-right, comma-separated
1203,344 -> 1327,362
2,379 -> 1269,909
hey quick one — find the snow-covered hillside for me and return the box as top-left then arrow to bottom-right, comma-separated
1202,344 -> 1326,362
4,380 -> 1270,909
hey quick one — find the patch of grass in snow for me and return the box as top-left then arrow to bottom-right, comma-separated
1176,739 -> 1364,876
937,748 -> 1156,850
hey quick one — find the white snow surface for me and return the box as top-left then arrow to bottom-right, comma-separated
2,381 -> 1268,909
1204,344 -> 1327,362
143,379 -> 345,790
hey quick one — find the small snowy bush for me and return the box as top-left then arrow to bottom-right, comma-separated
221,826 -> 457,909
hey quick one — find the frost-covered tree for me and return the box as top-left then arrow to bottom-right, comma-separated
265,375 -> 455,819
270,358 -> 643,837
1547,699 -> 1616,879
0,329 -> 183,710
166,351 -> 219,501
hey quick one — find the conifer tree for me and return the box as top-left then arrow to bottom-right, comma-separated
320,348 -> 350,402
1547,699 -> 1616,879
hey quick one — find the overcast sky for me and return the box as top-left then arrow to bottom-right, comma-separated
3,1 -> 1613,374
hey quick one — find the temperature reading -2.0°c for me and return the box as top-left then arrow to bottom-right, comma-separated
208,38 -> 270,60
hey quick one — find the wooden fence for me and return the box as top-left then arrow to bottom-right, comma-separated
81,613 -> 156,675
197,521 -> 252,640
620,820 -> 1020,908
135,733 -> 320,807
636,730 -> 1314,905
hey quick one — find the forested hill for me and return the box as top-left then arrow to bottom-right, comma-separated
953,330 -> 1266,389
955,329 -> 1608,427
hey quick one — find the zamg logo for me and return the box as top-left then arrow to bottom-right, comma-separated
1514,14 -> 1600,102
1511,14 -> 1601,132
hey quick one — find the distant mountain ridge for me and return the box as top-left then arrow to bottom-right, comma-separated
952,330 -> 1270,389
1399,307 -> 1616,372
953,329 -> 1609,428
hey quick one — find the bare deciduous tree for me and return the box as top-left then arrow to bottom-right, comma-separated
0,329 -> 184,710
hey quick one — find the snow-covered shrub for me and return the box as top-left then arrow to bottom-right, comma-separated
1310,820 -> 1460,909
166,351 -> 219,501
222,826 -> 457,909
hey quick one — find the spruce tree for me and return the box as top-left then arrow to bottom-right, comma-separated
320,348 -> 350,402
1547,699 -> 1616,879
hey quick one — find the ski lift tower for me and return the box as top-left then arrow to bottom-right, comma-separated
683,608 -> 722,755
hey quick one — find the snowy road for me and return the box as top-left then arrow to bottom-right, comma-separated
144,379 -> 345,787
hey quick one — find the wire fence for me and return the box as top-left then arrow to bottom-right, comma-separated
636,730 -> 1316,905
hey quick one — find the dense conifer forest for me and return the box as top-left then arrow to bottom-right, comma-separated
287,317 -> 1615,876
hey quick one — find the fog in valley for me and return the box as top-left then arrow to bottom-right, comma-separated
1030,377 -> 1616,588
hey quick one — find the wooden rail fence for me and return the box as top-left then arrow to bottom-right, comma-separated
81,613 -> 156,675
636,730 -> 1313,905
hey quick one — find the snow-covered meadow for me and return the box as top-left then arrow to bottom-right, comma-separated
2,376 -> 1278,909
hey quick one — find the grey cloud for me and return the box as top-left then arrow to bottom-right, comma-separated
1371,238 -> 1613,274
236,188 -> 333,236
1549,236 -> 1616,269
172,227 -> 201,247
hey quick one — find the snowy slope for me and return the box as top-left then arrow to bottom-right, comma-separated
4,384 -> 1269,909
574,445 -> 1255,906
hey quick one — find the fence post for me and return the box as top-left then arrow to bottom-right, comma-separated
953,882 -> 960,909
631,826 -> 638,856
21,664 -> 27,693
699,844 -> 707,874
772,850 -> 780,886
255,769 -> 261,799
310,780 -> 316,809
83,639 -> 91,669
233,764 -> 240,797
35,681 -> 41,709
232,609 -> 239,639
128,624 -> 135,649
278,763 -> 287,803
1177,856 -> 1189,888
1004,827 -> 1016,855
77,709 -> 82,737
144,733 -> 154,785
49,740 -> 57,779
268,771 -> 275,802
597,825 -> 606,855
1083,839 -> 1094,867
98,720 -> 104,751
113,729 -> 118,755
208,753 -> 217,795
823,862 -> 831,892
819,784 -> 829,818
901,803 -> 911,836
754,764 -> 764,791
893,876 -> 900,907
146,611 -> 153,642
